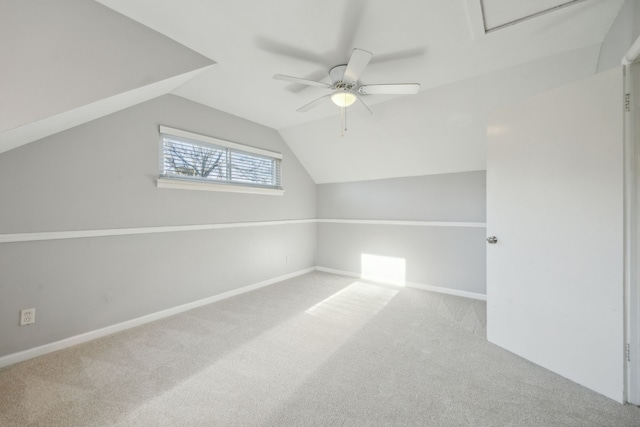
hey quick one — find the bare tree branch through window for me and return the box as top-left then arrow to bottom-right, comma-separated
160,133 -> 281,189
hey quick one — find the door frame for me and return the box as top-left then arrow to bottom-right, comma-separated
623,43 -> 640,405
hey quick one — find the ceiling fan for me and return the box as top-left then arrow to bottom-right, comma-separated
273,48 -> 420,114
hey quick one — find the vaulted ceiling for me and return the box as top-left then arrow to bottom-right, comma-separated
2,0 -> 627,183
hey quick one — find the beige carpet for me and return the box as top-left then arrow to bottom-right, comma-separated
0,271 -> 638,426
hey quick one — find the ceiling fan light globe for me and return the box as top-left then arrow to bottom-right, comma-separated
331,91 -> 357,107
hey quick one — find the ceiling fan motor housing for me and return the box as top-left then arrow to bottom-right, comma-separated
329,64 -> 352,87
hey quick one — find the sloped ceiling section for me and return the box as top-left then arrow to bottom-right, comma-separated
280,45 -> 601,184
0,0 -> 214,154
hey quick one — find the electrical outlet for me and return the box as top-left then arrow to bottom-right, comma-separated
20,308 -> 35,326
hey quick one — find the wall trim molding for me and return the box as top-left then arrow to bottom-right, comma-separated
0,267 -> 316,369
317,219 -> 486,228
315,266 -> 487,301
0,219 -> 316,244
0,218 -> 486,244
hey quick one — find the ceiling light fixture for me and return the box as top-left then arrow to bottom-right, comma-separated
331,91 -> 357,107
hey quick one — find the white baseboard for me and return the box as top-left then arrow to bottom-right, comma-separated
315,266 -> 487,301
0,267 -> 315,369
315,266 -> 362,279
406,281 -> 487,301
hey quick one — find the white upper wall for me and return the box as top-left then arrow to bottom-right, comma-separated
280,45 -> 600,183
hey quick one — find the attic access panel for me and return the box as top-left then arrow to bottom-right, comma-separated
481,0 -> 585,32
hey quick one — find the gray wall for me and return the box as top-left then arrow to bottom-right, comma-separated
597,0 -> 640,72
317,172 -> 486,221
316,172 -> 487,294
0,0 -> 212,133
0,94 -> 488,358
0,95 -> 316,357
0,95 -> 314,233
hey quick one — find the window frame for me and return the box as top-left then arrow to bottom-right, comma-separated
157,126 -> 284,195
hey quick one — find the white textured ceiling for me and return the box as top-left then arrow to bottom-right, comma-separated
94,0 -> 623,182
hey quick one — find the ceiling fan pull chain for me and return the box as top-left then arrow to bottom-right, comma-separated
344,105 -> 348,135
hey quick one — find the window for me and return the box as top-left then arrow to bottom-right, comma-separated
157,126 -> 283,195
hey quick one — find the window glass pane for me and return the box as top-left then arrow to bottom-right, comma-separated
230,151 -> 276,186
163,137 -> 228,181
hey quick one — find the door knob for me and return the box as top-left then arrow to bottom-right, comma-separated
486,236 -> 498,244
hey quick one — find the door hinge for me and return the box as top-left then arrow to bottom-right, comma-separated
626,343 -> 631,362
625,93 -> 631,112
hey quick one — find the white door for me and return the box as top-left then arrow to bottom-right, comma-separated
486,67 -> 625,402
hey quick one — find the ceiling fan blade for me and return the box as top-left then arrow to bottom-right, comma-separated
370,47 -> 427,65
297,94 -> 332,112
358,83 -> 420,95
343,48 -> 373,84
336,1 -> 368,59
355,94 -> 373,115
256,37 -> 328,67
274,74 -> 332,89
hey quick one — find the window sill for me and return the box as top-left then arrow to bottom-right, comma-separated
156,178 -> 285,195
